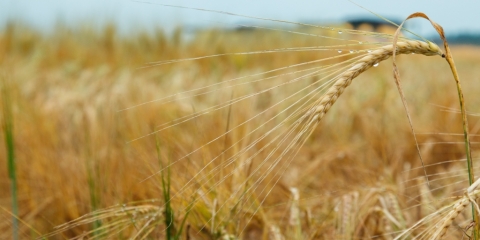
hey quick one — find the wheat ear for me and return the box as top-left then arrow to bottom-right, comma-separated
310,40 -> 443,123
430,190 -> 480,239
430,178 -> 480,239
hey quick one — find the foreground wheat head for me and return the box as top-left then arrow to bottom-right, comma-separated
309,40 -> 442,124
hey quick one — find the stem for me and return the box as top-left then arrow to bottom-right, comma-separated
443,47 -> 477,238
2,77 -> 19,240
390,12 -> 476,238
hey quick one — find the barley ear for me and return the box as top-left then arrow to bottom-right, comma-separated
310,40 -> 443,125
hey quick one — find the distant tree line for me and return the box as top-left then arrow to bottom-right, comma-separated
437,33 -> 480,45
345,17 -> 480,46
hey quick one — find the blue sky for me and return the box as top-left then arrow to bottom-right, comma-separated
2,0 -> 479,37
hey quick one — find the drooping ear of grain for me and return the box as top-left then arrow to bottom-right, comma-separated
310,40 -> 442,123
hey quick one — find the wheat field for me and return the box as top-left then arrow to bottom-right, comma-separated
1,5 -> 480,239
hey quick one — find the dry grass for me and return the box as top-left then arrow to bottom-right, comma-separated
1,15 -> 480,239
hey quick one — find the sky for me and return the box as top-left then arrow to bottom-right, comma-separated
1,0 -> 479,37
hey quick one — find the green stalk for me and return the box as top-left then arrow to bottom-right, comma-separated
156,138 -> 175,239
86,158 -> 102,238
430,19 -> 476,237
428,16 -> 477,240
156,137 -> 192,240
2,77 -> 19,240
84,123 -> 102,238
443,48 -> 477,238
392,12 -> 476,238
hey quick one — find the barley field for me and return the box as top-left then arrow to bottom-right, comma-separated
1,5 -> 480,239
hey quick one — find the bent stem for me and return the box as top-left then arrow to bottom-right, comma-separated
443,47 -> 473,184
393,12 -> 475,239
438,18 -> 476,240
444,48 -> 476,237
